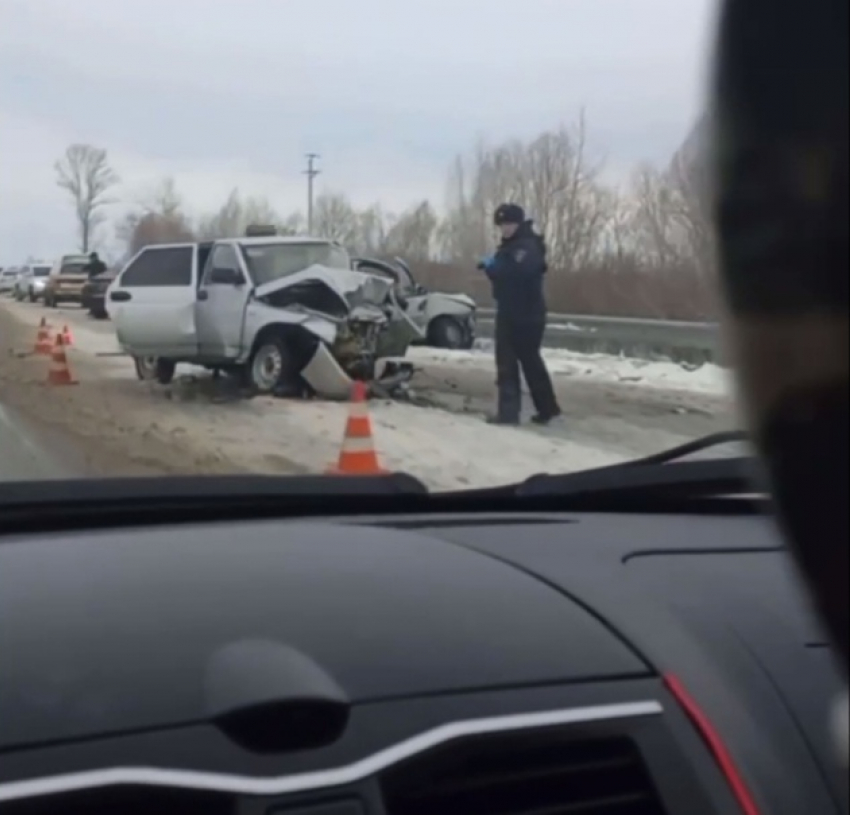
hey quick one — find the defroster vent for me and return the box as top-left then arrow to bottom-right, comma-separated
380,730 -> 667,815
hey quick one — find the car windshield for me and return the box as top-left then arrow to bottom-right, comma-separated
0,0 -> 755,493
240,242 -> 351,286
33,266 -> 51,277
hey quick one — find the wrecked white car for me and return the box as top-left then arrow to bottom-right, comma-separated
353,256 -> 476,349
106,234 -> 424,399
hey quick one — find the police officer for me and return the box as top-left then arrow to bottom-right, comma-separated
83,251 -> 107,278
479,204 -> 561,425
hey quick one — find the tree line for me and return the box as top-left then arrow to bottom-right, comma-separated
53,113 -> 716,320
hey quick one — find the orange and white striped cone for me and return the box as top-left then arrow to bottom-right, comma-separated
327,381 -> 387,475
62,325 -> 74,346
46,333 -> 78,386
34,317 -> 54,356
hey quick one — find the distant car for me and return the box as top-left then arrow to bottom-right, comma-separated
43,254 -> 91,308
81,268 -> 118,319
13,263 -> 53,302
0,267 -> 20,295
353,256 -> 476,349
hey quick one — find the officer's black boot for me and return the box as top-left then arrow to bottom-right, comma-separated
531,409 -> 562,426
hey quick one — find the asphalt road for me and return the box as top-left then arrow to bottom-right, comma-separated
0,401 -> 80,481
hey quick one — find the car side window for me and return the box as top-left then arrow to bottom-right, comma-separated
203,244 -> 242,286
120,247 -> 193,287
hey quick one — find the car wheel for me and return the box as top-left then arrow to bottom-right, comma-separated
247,334 -> 296,394
134,356 -> 176,385
28,290 -> 36,302
429,316 -> 467,350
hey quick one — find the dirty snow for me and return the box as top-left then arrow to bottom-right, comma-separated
408,345 -> 729,396
2,301 -> 628,490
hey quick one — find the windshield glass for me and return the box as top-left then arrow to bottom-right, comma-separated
241,242 -> 351,286
33,267 -> 51,277
0,1 -> 747,492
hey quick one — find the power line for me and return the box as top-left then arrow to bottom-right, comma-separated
303,153 -> 321,234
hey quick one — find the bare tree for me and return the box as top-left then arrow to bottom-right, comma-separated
55,144 -> 119,252
312,192 -> 360,244
114,176 -> 196,258
383,201 -> 438,261
438,112 -> 611,273
196,188 -> 289,240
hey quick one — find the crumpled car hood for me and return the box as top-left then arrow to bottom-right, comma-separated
254,264 -> 395,312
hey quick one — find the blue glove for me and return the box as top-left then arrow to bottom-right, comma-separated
478,254 -> 495,271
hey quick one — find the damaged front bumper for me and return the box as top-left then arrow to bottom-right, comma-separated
300,343 -> 416,400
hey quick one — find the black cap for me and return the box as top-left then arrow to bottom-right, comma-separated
494,203 -> 525,225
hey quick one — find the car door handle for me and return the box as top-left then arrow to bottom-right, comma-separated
109,290 -> 131,302
197,290 -> 209,301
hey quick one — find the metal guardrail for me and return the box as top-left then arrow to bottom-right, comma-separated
474,308 -> 721,364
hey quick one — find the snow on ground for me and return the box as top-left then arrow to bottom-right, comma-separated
2,301 -> 626,490
409,345 -> 729,396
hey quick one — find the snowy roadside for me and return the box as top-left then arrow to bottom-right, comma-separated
409,344 -> 730,396
0,300 -> 628,490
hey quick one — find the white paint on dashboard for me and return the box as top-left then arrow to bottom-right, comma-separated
0,700 -> 663,802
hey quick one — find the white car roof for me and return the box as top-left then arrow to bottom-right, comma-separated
224,236 -> 342,247
135,237 -> 340,249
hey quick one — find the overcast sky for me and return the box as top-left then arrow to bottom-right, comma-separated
0,0 -> 717,262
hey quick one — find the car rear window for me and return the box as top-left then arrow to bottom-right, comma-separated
34,266 -> 51,277
60,263 -> 87,275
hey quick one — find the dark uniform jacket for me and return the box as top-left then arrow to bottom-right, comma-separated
485,220 -> 547,320
84,258 -> 107,278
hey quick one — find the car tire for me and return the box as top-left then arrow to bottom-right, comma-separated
28,290 -> 36,303
429,316 -> 468,350
134,356 -> 176,385
246,333 -> 296,395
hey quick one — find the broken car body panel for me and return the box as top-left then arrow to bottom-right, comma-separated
352,256 -> 476,348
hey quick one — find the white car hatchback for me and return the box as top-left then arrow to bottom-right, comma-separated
0,268 -> 20,294
12,263 -> 53,301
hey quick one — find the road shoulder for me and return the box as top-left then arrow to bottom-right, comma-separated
0,302 -> 251,478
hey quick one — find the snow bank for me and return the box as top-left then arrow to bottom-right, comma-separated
409,345 -> 730,396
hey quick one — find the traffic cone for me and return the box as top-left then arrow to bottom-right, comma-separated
327,381 -> 387,475
47,334 -> 78,386
34,317 -> 53,356
62,325 -> 74,346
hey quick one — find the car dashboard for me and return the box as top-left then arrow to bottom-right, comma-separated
0,510 -> 846,815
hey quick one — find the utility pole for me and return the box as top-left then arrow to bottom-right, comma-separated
303,153 -> 321,234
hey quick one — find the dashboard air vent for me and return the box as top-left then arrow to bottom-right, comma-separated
0,785 -> 236,815
380,731 -> 666,815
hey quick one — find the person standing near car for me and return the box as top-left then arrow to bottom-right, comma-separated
83,251 -> 107,278
479,204 -> 561,425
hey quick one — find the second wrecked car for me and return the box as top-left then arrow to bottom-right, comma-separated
106,230 -> 424,399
